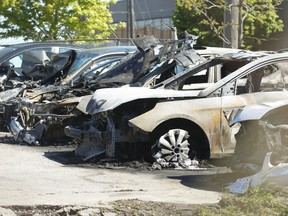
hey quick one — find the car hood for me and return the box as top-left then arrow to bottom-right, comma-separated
87,34 -> 205,90
87,36 -> 160,89
86,87 -> 200,114
40,50 -> 76,85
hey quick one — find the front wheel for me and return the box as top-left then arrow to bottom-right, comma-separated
152,129 -> 193,163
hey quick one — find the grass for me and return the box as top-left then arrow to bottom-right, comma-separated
197,186 -> 288,216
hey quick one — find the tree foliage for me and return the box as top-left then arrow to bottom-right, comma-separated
0,0 -> 16,7
173,0 -> 285,49
0,0 -> 119,41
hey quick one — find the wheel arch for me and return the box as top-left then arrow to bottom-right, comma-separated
151,118 -> 211,160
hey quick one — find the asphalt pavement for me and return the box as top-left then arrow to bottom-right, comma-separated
0,132 -> 234,207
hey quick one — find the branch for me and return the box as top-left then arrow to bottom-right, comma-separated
196,7 -> 231,45
204,1 -> 223,9
244,35 -> 274,42
19,5 -> 52,40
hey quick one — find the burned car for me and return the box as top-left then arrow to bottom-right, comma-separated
6,85 -> 92,144
2,45 -> 137,89
0,42 -> 85,90
228,99 -> 288,165
59,46 -> 138,86
65,52 -> 288,163
0,46 -> 137,127
6,34 -> 205,145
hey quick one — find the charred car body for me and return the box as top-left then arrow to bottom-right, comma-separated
65,52 -> 288,163
228,99 -> 288,164
0,46 -> 138,128
0,42 -> 85,90
6,85 -> 92,144
2,45 -> 138,89
6,34 -> 205,146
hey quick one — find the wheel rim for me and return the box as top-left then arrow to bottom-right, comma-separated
154,129 -> 190,162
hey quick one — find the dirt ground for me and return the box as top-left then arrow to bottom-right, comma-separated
0,200 -> 204,215
0,132 -> 246,215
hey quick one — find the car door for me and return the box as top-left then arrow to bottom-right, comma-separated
220,59 -> 288,155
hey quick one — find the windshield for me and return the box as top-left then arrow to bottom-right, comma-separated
65,57 -> 123,86
0,47 -> 17,59
82,58 -> 122,80
66,52 -> 99,76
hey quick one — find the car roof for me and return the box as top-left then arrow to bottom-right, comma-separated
4,42 -> 83,49
194,46 -> 243,57
154,50 -> 269,90
198,52 -> 288,97
0,42 -> 84,63
75,46 -> 137,55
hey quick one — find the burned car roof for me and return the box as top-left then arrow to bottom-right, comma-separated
155,50 -> 270,91
0,42 -> 84,63
0,45 -> 137,91
199,52 -> 288,97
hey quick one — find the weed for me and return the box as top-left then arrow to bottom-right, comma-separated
197,186 -> 288,216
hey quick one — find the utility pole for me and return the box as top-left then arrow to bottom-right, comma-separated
224,0 -> 241,48
127,0 -> 135,38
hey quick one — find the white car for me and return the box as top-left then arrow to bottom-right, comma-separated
64,51 -> 288,162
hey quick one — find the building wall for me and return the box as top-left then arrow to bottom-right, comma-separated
109,0 -> 288,50
109,0 -> 176,39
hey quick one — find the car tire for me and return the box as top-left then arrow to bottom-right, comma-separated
152,128 -> 199,163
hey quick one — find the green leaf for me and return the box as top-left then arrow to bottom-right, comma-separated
0,0 -> 119,41
173,0 -> 285,49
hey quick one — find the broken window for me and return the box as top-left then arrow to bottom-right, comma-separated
221,61 -> 288,96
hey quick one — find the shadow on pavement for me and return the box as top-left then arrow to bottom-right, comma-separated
44,150 -> 85,165
167,171 -> 248,192
0,132 -> 18,144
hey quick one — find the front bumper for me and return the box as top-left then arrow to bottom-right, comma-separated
65,117 -> 115,161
